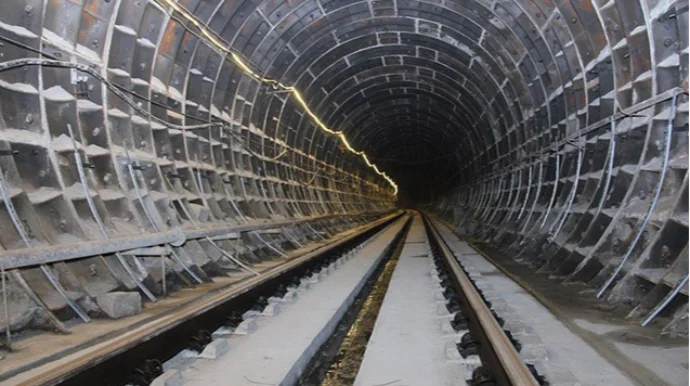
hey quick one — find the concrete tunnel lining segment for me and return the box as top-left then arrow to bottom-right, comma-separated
0,0 -> 687,337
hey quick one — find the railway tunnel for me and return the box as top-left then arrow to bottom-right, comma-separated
0,0 -> 688,384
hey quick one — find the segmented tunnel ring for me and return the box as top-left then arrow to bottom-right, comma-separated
0,0 -> 687,379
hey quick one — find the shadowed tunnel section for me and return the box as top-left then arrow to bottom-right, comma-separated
0,0 -> 688,337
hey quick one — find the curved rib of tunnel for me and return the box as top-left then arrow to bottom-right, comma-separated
0,0 -> 687,336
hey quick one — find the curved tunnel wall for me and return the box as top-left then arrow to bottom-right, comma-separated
0,0 -> 396,331
0,0 -> 687,333
429,0 -> 690,333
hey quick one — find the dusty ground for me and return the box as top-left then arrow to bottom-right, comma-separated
0,235 -> 337,383
472,241 -> 688,386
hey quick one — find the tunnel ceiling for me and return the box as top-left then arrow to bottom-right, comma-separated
1,0 -> 685,200
218,0 -> 557,197
133,0 -> 687,201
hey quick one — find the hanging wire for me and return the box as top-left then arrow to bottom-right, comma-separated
150,0 -> 397,195
0,38 -> 380,193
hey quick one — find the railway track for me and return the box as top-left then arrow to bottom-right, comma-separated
4,212 -> 401,386
423,215 -> 542,386
7,211 -> 548,386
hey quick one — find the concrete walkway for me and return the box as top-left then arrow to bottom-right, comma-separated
181,217 -> 408,386
355,216 -> 467,386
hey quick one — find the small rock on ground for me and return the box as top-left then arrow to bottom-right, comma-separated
96,292 -> 142,319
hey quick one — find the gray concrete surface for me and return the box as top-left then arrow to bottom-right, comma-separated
435,225 -> 637,386
180,218 -> 407,386
355,216 -> 467,386
574,319 -> 689,386
96,292 -> 142,319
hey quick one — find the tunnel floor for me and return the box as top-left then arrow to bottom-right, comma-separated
474,241 -> 688,386
0,213 -> 686,386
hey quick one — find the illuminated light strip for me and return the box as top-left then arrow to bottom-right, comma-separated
156,0 -> 398,195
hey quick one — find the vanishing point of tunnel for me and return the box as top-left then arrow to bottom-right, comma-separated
0,0 -> 687,384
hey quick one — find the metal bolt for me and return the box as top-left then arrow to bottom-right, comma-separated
24,4 -> 32,14
24,114 -> 33,124
683,78 -> 689,93
92,127 -> 101,136
664,38 -> 674,47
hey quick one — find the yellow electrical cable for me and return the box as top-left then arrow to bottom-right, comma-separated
157,0 -> 398,195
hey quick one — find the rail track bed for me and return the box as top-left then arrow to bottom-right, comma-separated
3,211 -> 639,386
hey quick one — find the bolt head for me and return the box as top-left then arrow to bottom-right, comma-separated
683,78 -> 689,94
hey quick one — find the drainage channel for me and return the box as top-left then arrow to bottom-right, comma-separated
52,214 -> 402,386
299,216 -> 412,386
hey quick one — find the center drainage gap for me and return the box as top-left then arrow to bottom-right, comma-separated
300,218 -> 412,386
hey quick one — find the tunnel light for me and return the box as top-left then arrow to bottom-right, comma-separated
156,0 -> 398,196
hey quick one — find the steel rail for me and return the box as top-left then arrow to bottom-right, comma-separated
10,211 -> 403,386
424,216 -> 539,386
